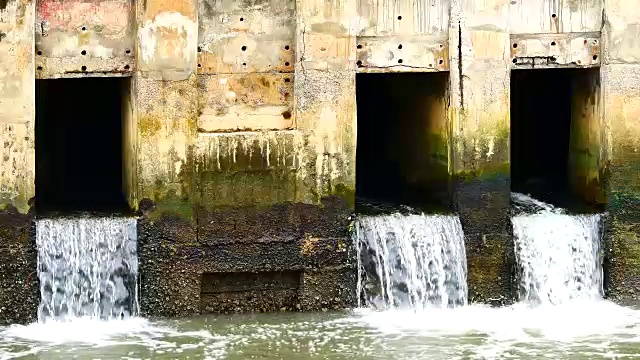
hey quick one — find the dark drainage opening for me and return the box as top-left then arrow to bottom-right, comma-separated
511,68 -> 603,212
35,77 -> 131,215
355,72 -> 451,214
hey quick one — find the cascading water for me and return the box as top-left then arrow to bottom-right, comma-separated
355,213 -> 468,309
36,217 -> 139,322
512,193 -> 603,305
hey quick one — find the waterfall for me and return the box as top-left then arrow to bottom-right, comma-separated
512,193 -> 603,305
355,213 -> 468,310
36,217 -> 139,322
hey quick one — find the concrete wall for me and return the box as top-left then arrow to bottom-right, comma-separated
1,0 -> 640,323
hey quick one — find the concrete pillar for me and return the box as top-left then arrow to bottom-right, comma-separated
134,0 -> 200,316
0,1 -> 37,324
294,0 -> 357,202
137,0 -> 357,316
603,1 -> 640,301
451,1 -> 513,304
294,0 -> 358,310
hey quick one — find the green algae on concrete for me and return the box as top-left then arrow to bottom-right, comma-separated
454,162 -> 510,183
605,193 -> 640,300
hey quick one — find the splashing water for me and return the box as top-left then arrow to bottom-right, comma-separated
512,193 -> 603,305
36,217 -> 139,322
355,213 -> 467,309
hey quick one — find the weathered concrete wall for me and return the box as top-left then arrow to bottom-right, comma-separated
0,0 -> 37,324
3,0 -> 640,324
602,0 -> 640,301
569,67 -> 604,207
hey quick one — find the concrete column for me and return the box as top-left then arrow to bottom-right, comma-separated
602,1 -> 640,301
451,1 -> 513,304
0,0 -> 37,324
134,0 -> 200,316
134,0 -> 199,209
295,0 -> 358,309
294,0 -> 357,202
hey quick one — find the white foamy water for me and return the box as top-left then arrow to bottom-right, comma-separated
36,217 -> 139,322
3,302 -> 640,359
512,193 -> 603,305
355,213 -> 467,309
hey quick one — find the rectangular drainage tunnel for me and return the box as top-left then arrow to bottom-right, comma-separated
510,68 -> 604,212
35,77 -> 132,214
355,72 -> 451,212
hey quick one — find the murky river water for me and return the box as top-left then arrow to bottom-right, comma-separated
3,301 -> 640,359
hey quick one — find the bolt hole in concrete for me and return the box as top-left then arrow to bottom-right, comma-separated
284,78 -> 290,82
285,45 -> 290,50
356,60 -> 362,66
35,77 -> 131,215
126,49 -> 131,54
242,62 -> 247,66
81,65 -> 87,71
81,50 -> 86,56
81,26 -> 86,31
397,15 -> 402,20
511,68 -> 603,212
285,62 -> 290,66
551,41 -> 556,46
37,50 -> 42,55
552,13 -> 557,18
398,59 -> 403,64
355,72 -> 452,213
240,17 -> 244,21
37,66 -> 42,70
513,43 -> 518,48
357,44 -> 362,49
398,44 -> 403,49
593,55 -> 598,60
198,63 -> 202,68
242,45 -> 247,51
282,110 -> 292,119
124,64 -> 130,70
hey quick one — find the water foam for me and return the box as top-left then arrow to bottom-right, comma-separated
36,217 -> 139,322
512,193 -> 603,305
355,213 -> 467,309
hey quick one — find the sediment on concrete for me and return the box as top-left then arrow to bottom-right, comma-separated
454,175 -> 515,305
0,208 -> 38,325
604,192 -> 640,301
138,196 -> 356,317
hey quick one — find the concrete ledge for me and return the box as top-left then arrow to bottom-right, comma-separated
138,196 -> 356,317
454,175 -> 514,304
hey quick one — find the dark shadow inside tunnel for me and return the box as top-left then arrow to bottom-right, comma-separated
355,72 -> 451,214
35,77 -> 131,215
511,68 -> 603,212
